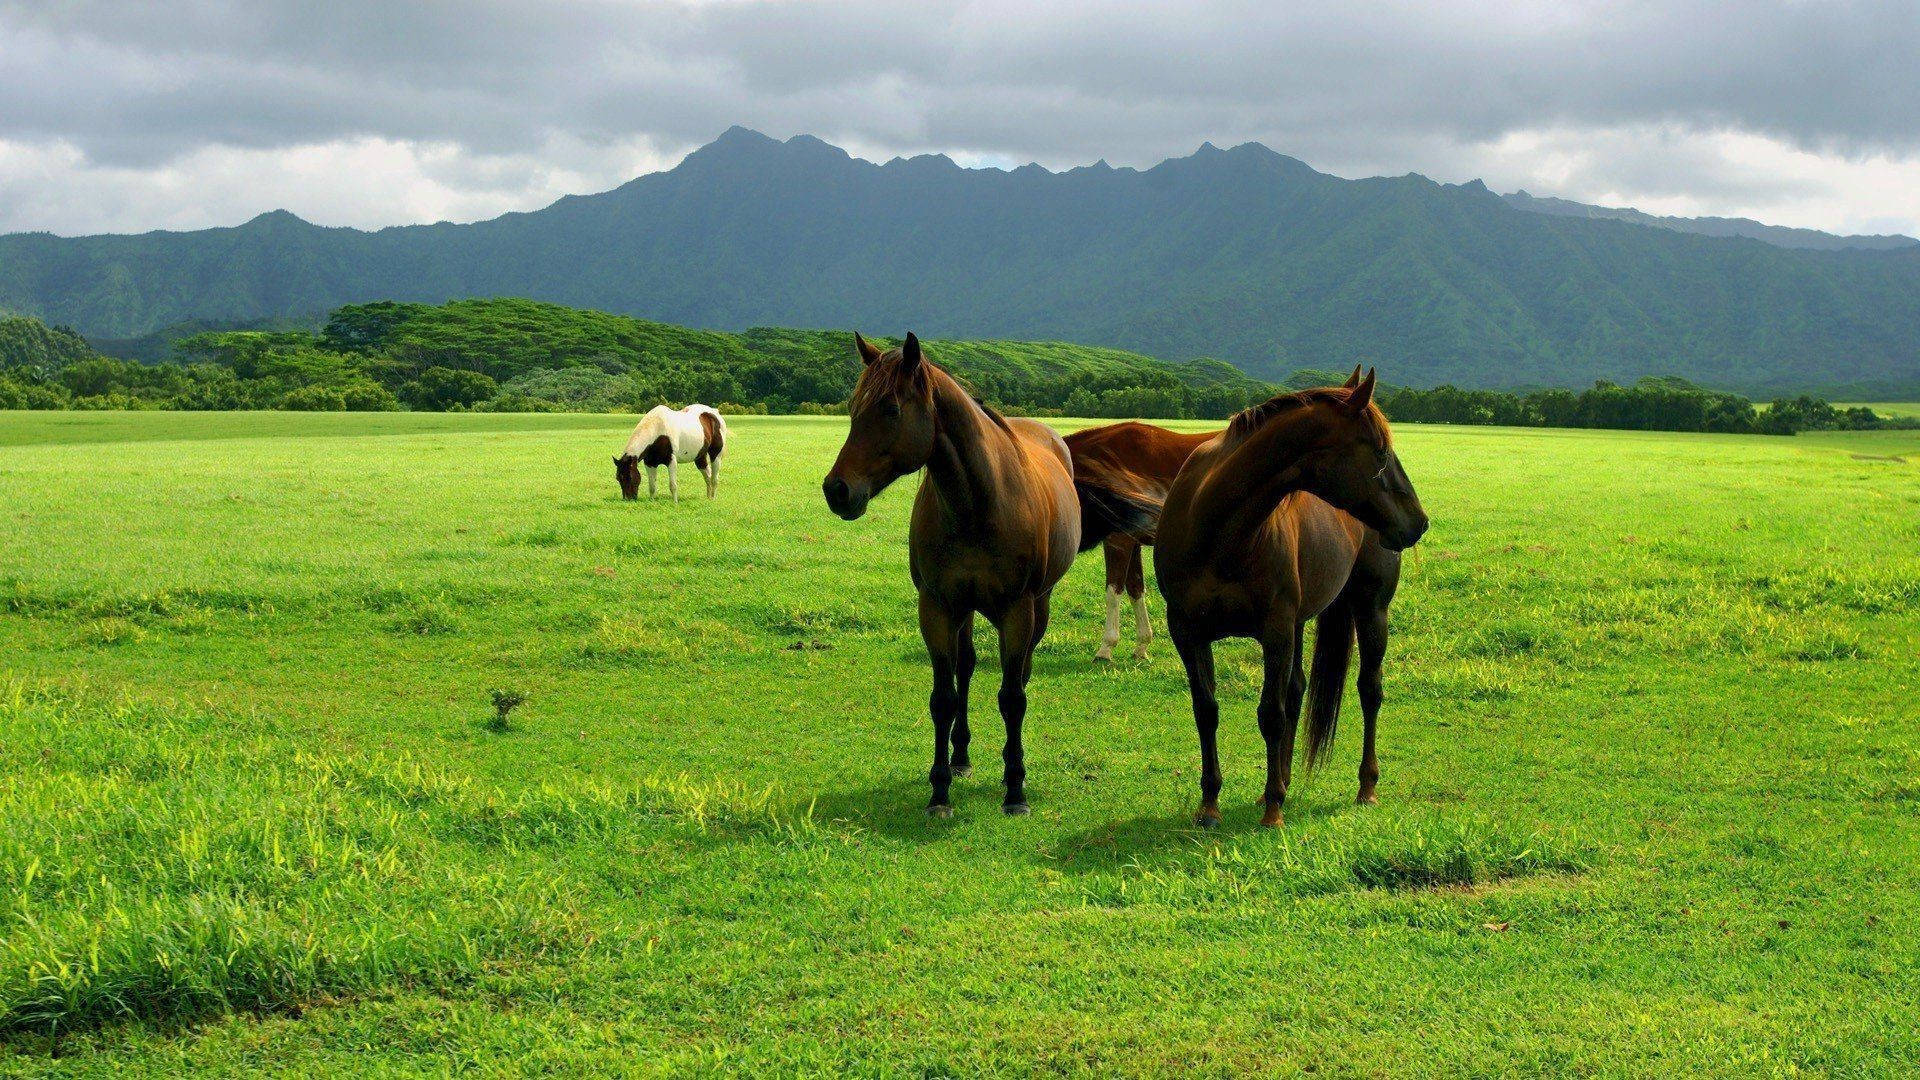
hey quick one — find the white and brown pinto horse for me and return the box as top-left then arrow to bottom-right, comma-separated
615,404 -> 727,501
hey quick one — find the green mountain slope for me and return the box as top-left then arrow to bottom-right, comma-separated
3,129 -> 1917,396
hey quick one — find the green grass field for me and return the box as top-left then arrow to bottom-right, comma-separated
2,411 -> 1917,1076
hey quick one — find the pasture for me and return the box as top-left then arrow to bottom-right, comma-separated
2,411 -> 1917,1076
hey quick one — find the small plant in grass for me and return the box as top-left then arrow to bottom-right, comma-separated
488,688 -> 527,732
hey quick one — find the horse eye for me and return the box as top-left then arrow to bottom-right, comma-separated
883,401 -> 902,418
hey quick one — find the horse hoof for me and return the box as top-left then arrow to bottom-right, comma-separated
1259,810 -> 1284,828
1132,650 -> 1150,662
1194,810 -> 1221,829
1094,651 -> 1113,663
1002,802 -> 1030,816
1356,792 -> 1378,806
927,804 -> 954,819
950,765 -> 972,778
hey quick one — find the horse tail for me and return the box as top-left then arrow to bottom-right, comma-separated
1305,594 -> 1357,769
1073,477 -> 1159,553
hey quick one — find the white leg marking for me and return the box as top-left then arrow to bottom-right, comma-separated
646,466 -> 657,498
667,458 -> 680,502
1133,592 -> 1153,660
1096,585 -> 1122,661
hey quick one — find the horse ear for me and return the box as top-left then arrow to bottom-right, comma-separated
854,332 -> 882,366
900,332 -> 923,375
1344,368 -> 1377,414
1342,364 -> 1364,389
613,455 -> 621,465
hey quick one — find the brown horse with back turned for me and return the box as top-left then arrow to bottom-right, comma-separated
1156,369 -> 1428,828
824,333 -> 1130,816
1065,421 -> 1217,661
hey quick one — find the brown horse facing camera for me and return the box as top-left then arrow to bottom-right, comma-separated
1064,421 -> 1218,661
823,332 -> 1112,817
1155,368 -> 1428,829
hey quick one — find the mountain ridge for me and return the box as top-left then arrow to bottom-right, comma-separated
3,128 -> 1917,396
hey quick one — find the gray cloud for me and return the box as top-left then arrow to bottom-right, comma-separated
1,1 -> 1917,235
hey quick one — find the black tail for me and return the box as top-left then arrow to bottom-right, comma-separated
1073,479 -> 1159,553
1305,596 -> 1357,768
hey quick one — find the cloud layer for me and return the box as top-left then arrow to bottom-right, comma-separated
3,0 -> 1917,236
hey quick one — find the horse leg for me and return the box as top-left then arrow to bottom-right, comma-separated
1129,543 -> 1152,660
1095,539 -> 1129,661
1257,623 -> 1300,827
1285,619 -> 1307,742
667,457 -> 680,503
1356,604 -> 1390,805
1173,626 -> 1222,827
996,595 -> 1040,814
706,453 -> 720,498
646,465 -> 657,499
951,611 -> 977,778
919,594 -> 965,817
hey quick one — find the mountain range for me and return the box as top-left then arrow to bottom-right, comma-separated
2,127 -> 1917,396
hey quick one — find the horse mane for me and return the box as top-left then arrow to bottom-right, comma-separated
1224,387 -> 1390,448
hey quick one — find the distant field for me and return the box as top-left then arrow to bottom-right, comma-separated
2,412 -> 1917,1075
1844,401 -> 1920,420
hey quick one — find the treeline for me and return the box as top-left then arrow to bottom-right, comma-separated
2,304 -> 1912,434
0,300 -> 1274,419
1376,377 -> 1916,434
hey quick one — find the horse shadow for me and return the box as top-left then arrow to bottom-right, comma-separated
1045,795 -> 1354,876
797,772 -> 1022,843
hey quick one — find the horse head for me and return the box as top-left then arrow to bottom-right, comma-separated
822,331 -> 939,521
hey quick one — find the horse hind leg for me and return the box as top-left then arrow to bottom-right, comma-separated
1256,624 -> 1300,827
1128,543 -> 1152,660
1095,539 -> 1131,661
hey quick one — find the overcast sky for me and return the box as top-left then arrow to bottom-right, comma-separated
3,0 -> 1918,238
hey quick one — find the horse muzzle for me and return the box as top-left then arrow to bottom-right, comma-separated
822,476 -> 869,521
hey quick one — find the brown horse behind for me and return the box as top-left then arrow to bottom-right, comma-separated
823,333 -> 1082,816
1065,421 -> 1216,661
1155,370 -> 1428,828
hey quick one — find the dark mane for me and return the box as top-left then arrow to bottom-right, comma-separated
1224,386 -> 1390,446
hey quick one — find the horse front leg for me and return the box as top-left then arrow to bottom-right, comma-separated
646,465 -> 657,499
1257,623 -> 1300,827
919,594 -> 965,817
996,594 -> 1042,814
950,611 -> 977,777
1172,623 -> 1221,827
1356,605 -> 1390,805
666,458 -> 680,503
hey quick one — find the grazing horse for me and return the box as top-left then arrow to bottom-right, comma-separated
823,332 -> 1117,817
1065,421 -> 1217,661
615,404 -> 727,501
1155,369 -> 1428,828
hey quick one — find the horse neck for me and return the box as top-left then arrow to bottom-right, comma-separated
923,368 -> 1017,523
1183,411 -> 1325,557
